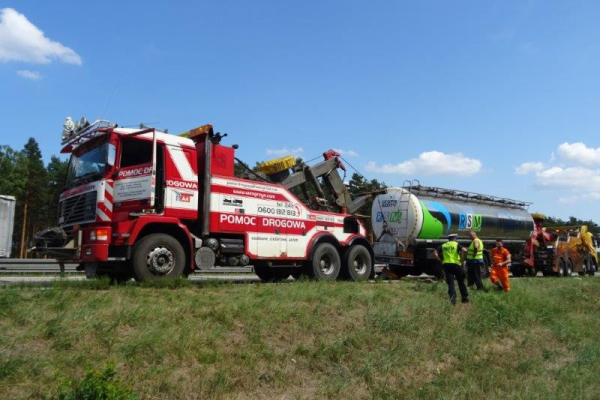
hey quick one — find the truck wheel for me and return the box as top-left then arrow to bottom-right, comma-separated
305,243 -> 341,280
341,245 -> 372,281
563,259 -> 573,277
254,265 -> 290,282
132,234 -> 186,282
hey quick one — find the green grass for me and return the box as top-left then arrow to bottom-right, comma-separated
1,277 -> 599,399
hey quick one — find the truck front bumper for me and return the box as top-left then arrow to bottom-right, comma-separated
80,243 -> 109,262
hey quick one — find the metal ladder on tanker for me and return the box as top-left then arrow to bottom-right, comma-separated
389,179 -> 415,252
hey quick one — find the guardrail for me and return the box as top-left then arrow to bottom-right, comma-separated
0,259 -> 253,274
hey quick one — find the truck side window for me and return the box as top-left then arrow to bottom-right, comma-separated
120,139 -> 152,167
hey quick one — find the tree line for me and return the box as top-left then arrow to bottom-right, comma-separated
0,140 -> 597,258
0,138 -> 68,258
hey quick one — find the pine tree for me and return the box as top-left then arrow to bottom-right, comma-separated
0,146 -> 28,257
45,156 -> 69,227
0,146 -> 27,197
18,138 -> 48,258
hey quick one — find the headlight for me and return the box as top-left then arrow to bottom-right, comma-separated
89,228 -> 109,241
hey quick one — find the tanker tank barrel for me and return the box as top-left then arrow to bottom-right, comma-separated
371,186 -> 535,246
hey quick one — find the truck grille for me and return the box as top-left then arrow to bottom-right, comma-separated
59,191 -> 97,226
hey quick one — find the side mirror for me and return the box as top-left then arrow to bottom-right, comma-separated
107,144 -> 116,166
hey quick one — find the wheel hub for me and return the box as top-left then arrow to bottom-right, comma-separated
320,255 -> 334,275
353,255 -> 367,275
147,247 -> 175,275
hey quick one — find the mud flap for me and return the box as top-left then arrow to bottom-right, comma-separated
84,262 -> 98,279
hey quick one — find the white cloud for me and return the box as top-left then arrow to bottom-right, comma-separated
0,8 -> 81,65
515,161 -> 545,175
365,151 -> 482,176
332,149 -> 358,157
533,166 -> 600,191
559,192 -> 600,204
557,142 -> 600,166
265,147 -> 304,157
516,141 -> 600,204
17,69 -> 41,80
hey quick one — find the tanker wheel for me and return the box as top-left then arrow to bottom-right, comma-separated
132,234 -> 186,282
340,245 -> 372,281
425,261 -> 444,280
304,243 -> 341,280
254,265 -> 291,282
480,253 -> 491,279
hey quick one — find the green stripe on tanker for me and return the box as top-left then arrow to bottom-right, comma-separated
417,201 -> 444,239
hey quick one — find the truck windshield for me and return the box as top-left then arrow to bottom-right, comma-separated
65,143 -> 108,188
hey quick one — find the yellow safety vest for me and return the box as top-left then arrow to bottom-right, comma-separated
467,238 -> 483,260
442,241 -> 461,264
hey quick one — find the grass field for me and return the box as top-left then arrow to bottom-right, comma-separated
1,277 -> 599,400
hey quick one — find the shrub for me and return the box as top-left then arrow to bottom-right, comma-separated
46,364 -> 135,400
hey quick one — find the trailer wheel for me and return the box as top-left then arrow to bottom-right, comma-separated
305,243 -> 341,280
341,245 -> 372,281
254,266 -> 290,282
586,258 -> 597,276
132,233 -> 186,282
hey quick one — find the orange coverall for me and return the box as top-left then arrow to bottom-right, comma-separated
490,247 -> 511,292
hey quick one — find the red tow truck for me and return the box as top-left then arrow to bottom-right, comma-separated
33,118 -> 373,282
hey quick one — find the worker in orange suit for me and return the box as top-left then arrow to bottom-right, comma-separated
490,239 -> 511,291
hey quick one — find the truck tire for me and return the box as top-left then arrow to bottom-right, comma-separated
305,243 -> 341,280
254,265 -> 290,282
586,258 -> 597,276
132,233 -> 186,282
563,259 -> 573,277
341,245 -> 372,281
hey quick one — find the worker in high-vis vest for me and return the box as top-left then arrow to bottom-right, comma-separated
466,230 -> 486,291
434,234 -> 469,304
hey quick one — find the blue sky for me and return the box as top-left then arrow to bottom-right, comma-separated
2,1 -> 600,221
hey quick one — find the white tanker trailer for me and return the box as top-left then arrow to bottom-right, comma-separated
370,184 -> 534,277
